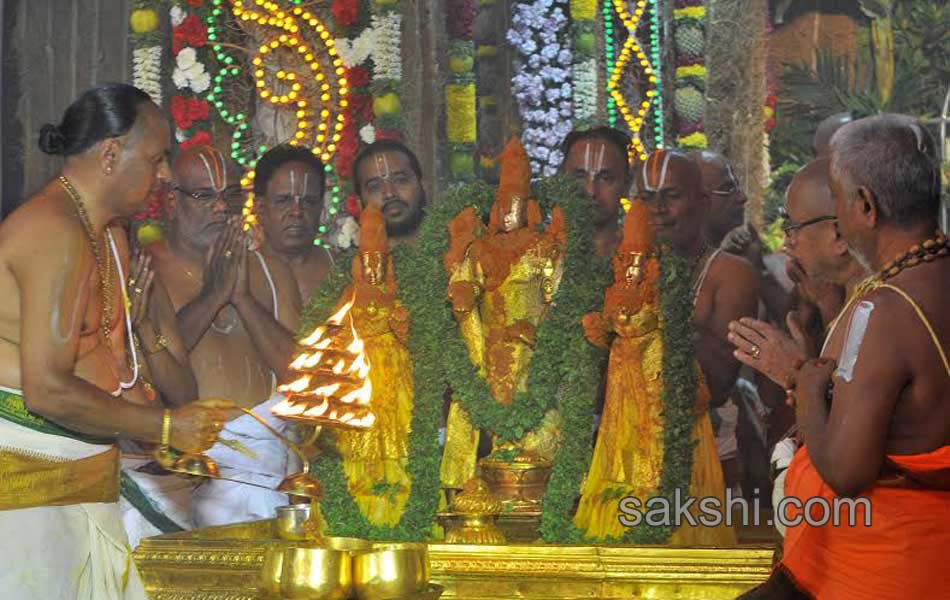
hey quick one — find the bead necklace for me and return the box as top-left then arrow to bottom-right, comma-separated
59,176 -> 114,339
879,232 -> 950,281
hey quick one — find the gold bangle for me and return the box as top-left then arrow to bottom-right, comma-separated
161,409 -> 172,448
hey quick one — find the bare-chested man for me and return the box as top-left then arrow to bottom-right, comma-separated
254,144 -> 335,307
352,140 -> 427,244
727,158 -> 866,536
560,127 -> 631,257
635,149 -> 759,410
745,115 -> 950,598
152,144 -> 301,527
695,150 -> 747,248
0,84 -> 227,599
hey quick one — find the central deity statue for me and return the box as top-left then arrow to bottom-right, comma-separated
440,138 -> 566,500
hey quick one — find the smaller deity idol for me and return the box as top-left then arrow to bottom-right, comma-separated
573,200 -> 736,545
333,206 -> 414,526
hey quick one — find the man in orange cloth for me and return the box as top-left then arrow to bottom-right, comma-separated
741,115 -> 949,598
574,199 -> 735,544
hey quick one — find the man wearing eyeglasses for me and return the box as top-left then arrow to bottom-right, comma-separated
144,144 -> 302,531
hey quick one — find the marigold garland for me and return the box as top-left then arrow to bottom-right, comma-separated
446,84 -> 477,144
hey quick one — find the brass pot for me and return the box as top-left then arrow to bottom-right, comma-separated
352,542 -> 429,600
479,459 -> 552,511
260,543 -> 352,600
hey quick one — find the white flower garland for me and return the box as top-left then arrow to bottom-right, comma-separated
171,31 -> 211,94
359,123 -> 377,144
370,12 -> 402,81
572,58 -> 598,123
132,46 -> 163,106
335,27 -> 377,69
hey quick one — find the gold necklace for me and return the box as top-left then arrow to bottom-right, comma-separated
59,176 -> 114,339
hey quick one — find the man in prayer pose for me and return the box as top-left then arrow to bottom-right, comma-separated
560,126 -> 632,258
728,158 -> 867,537
254,144 -> 335,305
745,114 -> 950,598
150,144 -> 303,528
0,83 -> 228,599
352,140 -> 427,244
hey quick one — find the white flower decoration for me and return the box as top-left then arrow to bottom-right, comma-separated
172,68 -> 190,90
190,72 -> 211,94
359,124 -> 376,145
176,47 -> 197,71
170,6 -> 186,27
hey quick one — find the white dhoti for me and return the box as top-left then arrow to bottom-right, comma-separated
0,415 -> 147,600
119,453 -> 197,548
192,394 -> 300,527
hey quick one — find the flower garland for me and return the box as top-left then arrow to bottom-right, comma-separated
129,3 -> 166,237
507,0 -> 573,176
569,0 -> 597,126
369,4 -> 404,141
170,2 -> 213,150
673,0 -> 707,149
297,177 -> 608,541
445,0 -> 477,182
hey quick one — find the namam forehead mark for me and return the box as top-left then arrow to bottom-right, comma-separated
641,149 -> 675,192
174,146 -> 234,190
578,139 -> 609,181
373,153 -> 394,180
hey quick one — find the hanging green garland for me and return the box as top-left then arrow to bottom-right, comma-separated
296,177 -> 610,541
432,177 -> 610,443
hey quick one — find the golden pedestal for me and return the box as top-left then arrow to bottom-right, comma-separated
133,520 -> 771,600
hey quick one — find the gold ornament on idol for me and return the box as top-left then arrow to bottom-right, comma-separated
59,175 -> 115,339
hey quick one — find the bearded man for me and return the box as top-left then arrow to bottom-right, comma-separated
352,140 -> 427,244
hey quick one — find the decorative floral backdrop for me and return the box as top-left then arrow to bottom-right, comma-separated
130,0 -> 688,245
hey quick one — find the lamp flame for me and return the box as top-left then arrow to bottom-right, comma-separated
273,294 -> 374,429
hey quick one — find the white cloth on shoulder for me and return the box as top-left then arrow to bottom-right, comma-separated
0,418 -> 147,600
192,393 -> 300,527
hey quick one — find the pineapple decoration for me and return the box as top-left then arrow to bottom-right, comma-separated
672,0 -> 708,149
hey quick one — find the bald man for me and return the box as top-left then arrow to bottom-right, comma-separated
635,149 -> 759,411
728,159 -> 866,536
694,150 -> 748,247
150,144 -> 303,528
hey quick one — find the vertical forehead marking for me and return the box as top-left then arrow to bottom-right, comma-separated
198,151 -> 225,192
373,153 -> 392,180
642,150 -> 672,192
289,169 -> 297,197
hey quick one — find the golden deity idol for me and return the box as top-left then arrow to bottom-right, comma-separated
440,138 -> 566,496
332,206 -> 414,526
573,201 -> 735,544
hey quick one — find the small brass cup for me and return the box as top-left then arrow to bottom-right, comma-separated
260,543 -> 352,600
353,542 -> 429,600
276,505 -> 316,541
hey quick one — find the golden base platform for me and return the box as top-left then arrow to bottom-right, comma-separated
133,519 -> 771,600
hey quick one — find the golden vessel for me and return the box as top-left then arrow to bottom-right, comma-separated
442,477 -> 506,545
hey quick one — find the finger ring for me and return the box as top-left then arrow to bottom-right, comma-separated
751,345 -> 761,359
134,287 -> 143,295
224,250 -> 233,258
129,278 -> 136,286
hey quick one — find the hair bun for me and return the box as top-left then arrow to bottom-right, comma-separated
38,124 -> 66,155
